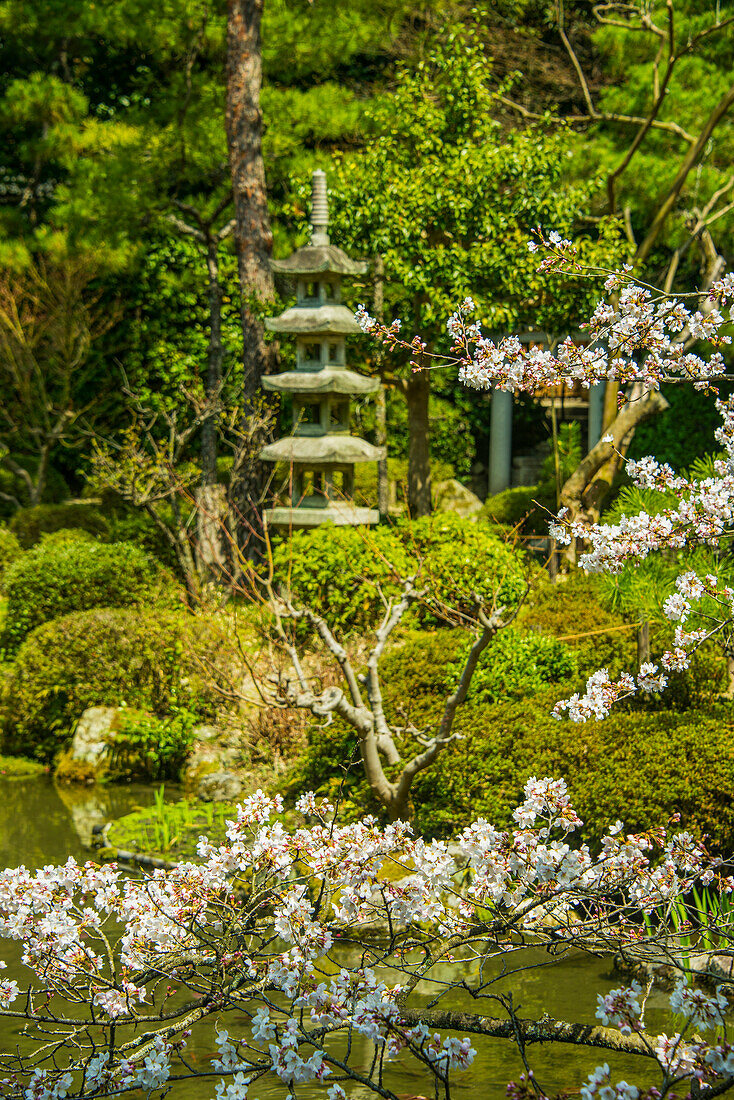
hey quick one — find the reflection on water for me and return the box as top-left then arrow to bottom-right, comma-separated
0,777 -> 670,1098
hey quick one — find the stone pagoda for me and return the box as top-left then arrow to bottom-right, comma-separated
260,170 -> 384,528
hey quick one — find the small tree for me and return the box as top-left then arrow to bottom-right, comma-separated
0,257 -> 114,508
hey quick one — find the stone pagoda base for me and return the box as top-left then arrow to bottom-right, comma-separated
265,503 -> 380,528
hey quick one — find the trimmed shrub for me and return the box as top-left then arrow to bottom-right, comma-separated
0,527 -> 22,593
107,510 -> 179,570
273,514 -> 528,637
272,524 -> 416,637
9,503 -> 109,548
405,513 -> 529,625
296,691 -> 734,854
481,484 -> 556,535
518,571 -> 636,678
1,539 -> 175,653
376,627 -> 577,712
0,607 -> 234,761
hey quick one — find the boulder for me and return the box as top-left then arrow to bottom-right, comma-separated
68,707 -> 120,766
197,771 -> 243,803
433,478 -> 483,518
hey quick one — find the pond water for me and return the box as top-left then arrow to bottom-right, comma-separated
0,776 -> 673,1098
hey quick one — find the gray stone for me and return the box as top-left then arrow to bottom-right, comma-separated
433,479 -> 483,518
69,707 -> 120,765
191,724 -> 220,743
197,771 -> 243,803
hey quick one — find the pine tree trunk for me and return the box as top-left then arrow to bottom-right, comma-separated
197,237 -> 228,576
407,372 -> 431,517
225,0 -> 277,552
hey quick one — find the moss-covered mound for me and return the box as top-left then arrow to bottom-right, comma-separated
1,538 -> 177,653
0,607 -> 237,761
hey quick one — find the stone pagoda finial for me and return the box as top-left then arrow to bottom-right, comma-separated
310,169 -> 329,247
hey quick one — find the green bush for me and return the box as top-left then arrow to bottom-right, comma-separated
107,510 -> 179,570
106,708 -> 198,780
405,514 -> 529,625
0,527 -> 21,593
0,607 -> 233,761
376,626 -> 577,710
273,515 -> 528,637
407,696 -> 734,849
1,539 -> 174,653
448,628 -> 577,705
481,483 -> 557,535
296,690 -> 734,854
518,571 -> 636,678
9,503 -> 109,548
272,524 -> 415,638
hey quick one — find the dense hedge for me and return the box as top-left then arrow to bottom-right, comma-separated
9,503 -> 109,548
0,527 -> 21,593
375,627 -> 577,712
1,539 -> 174,653
272,514 -> 529,636
517,571 -> 636,678
408,697 -> 734,849
0,607 -> 234,761
298,692 -> 734,853
294,571 -> 733,850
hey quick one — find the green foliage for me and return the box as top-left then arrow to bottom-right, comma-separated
107,708 -> 197,781
0,607 -> 229,761
272,523 -> 414,638
0,459 -> 69,519
517,571 -> 636,679
298,678 -> 734,853
407,698 -> 734,850
9,503 -> 109,548
0,539 -> 173,653
450,628 -> 578,705
627,385 -> 726,472
0,527 -> 21,592
406,514 -> 529,625
482,484 -> 556,535
0,754 -> 45,778
107,795 -> 244,862
376,626 -> 577,709
106,507 -> 179,571
272,515 -> 528,637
